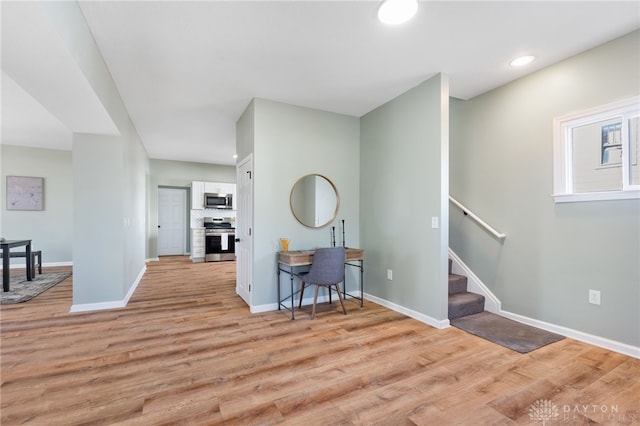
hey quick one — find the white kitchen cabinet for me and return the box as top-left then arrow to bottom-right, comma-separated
204,182 -> 233,195
191,229 -> 205,262
192,181 -> 237,211
203,182 -> 236,210
219,183 -> 236,206
191,181 -> 205,209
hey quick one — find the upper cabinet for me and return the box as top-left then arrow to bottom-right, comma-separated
191,181 -> 206,209
191,181 -> 236,210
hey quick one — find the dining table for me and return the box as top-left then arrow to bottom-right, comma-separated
1,239 -> 33,292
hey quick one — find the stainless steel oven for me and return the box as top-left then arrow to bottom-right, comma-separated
204,217 -> 235,262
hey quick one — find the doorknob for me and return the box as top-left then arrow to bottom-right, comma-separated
235,238 -> 240,242
158,225 -> 161,228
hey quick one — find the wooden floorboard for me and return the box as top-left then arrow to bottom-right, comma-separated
1,256 -> 638,425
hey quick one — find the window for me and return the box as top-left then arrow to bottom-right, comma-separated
601,122 -> 622,166
553,96 -> 640,203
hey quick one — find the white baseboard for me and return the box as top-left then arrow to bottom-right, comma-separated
6,261 -> 73,269
499,310 -> 640,359
146,257 -> 160,262
69,300 -> 127,313
250,302 -> 278,314
250,293 -> 345,315
448,249 -> 639,359
69,264 -> 146,313
251,290 -> 449,328
364,293 -> 450,330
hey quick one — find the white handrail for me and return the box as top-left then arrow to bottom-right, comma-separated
449,196 -> 506,240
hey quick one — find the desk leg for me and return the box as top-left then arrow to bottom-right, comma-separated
26,242 -> 32,282
289,266 -> 295,320
2,249 -> 9,292
359,259 -> 364,307
277,265 -> 281,311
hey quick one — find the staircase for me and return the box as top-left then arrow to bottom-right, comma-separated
448,259 -> 485,320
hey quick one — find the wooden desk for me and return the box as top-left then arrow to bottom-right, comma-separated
1,239 -> 33,292
277,248 -> 364,319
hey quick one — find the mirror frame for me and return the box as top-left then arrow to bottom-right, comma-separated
289,174 -> 340,228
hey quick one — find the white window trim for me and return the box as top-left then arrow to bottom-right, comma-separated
552,96 -> 640,203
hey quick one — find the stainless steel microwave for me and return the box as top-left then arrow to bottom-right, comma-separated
204,193 -> 233,209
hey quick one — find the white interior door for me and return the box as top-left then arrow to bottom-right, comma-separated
236,155 -> 253,307
158,188 -> 187,256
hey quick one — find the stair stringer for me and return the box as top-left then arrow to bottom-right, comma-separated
448,248 -> 501,314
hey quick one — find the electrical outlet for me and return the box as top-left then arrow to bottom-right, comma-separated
589,289 -> 601,305
386,269 -> 393,280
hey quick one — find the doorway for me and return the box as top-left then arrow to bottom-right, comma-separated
158,187 -> 187,256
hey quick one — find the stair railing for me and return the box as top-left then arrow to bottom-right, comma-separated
449,196 -> 506,240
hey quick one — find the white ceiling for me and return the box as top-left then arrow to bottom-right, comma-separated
2,1 -> 639,165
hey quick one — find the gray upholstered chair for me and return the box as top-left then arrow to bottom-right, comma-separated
298,246 -> 347,319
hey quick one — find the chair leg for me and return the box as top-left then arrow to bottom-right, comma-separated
298,282 -> 306,309
333,284 -> 347,315
311,285 -> 320,319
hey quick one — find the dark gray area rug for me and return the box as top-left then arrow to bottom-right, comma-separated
1,272 -> 71,304
451,311 -> 565,353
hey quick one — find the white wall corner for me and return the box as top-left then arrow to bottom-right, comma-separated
69,264 -> 146,313
364,292 -> 451,330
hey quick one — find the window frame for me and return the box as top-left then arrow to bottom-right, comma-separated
552,96 -> 640,203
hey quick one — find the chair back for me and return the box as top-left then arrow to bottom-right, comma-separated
304,247 -> 345,285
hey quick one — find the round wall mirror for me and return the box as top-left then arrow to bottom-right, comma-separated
290,174 -> 339,228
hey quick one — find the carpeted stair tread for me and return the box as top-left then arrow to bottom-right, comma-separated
448,273 -> 467,294
448,291 -> 485,320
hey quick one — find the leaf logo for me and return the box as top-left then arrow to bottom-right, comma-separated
529,399 -> 560,425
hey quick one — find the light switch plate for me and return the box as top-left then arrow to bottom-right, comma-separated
431,217 -> 439,229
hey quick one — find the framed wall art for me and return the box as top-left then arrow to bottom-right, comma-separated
6,176 -> 44,211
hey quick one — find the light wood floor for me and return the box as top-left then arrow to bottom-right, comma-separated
1,257 -> 638,425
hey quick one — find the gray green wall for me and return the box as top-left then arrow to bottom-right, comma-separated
39,1 -> 149,307
147,159 -> 236,258
360,74 -> 449,324
1,145 -> 73,265
242,98 -> 360,307
450,30 -> 640,346
236,100 -> 254,162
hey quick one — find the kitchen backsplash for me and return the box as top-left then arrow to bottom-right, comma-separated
190,208 -> 236,228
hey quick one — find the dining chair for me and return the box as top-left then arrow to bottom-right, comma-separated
298,246 -> 347,319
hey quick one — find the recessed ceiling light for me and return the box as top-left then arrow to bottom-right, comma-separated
510,55 -> 536,67
378,0 -> 418,25
233,154 -> 238,159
